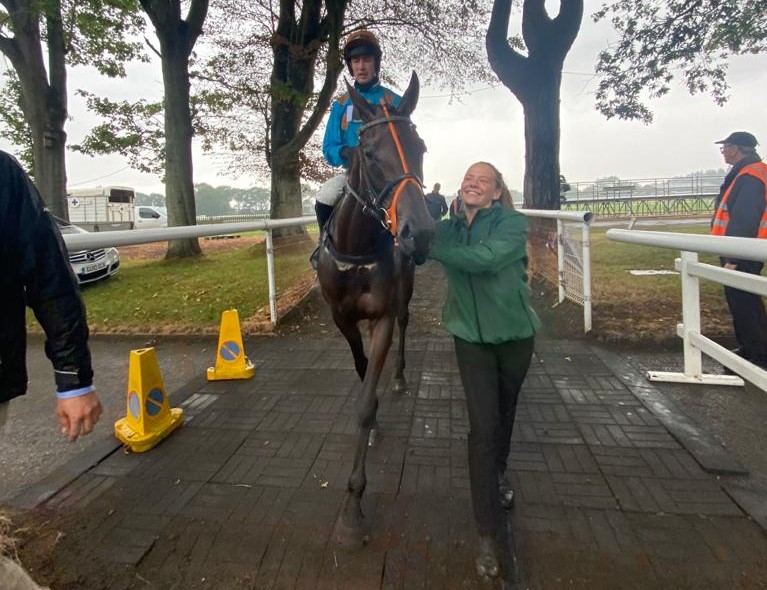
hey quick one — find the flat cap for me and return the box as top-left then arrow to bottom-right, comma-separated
715,131 -> 758,148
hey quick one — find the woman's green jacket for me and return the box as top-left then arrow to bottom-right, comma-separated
430,203 -> 540,344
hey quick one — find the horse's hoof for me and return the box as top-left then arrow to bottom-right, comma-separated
475,536 -> 501,579
334,518 -> 369,549
367,427 -> 378,447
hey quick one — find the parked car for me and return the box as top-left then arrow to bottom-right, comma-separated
134,205 -> 168,229
54,216 -> 120,285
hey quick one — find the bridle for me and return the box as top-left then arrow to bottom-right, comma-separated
345,103 -> 423,236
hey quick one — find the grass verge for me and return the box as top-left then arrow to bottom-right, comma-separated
585,223 -> 731,344
27,237 -> 316,335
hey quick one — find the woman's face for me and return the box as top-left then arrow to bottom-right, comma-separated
460,163 -> 501,211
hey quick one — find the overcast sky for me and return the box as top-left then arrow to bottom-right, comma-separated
2,1 -> 765,196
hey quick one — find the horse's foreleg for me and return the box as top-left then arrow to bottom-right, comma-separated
336,315 -> 395,547
392,260 -> 415,393
332,311 -> 368,381
392,306 -> 409,393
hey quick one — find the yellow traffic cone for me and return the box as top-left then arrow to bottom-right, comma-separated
114,347 -> 184,453
207,309 -> 255,381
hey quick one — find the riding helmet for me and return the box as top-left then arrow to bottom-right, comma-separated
343,30 -> 382,74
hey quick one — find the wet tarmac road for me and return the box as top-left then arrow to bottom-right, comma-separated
0,334 -> 218,502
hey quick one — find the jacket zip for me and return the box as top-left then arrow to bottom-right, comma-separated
465,221 -> 484,342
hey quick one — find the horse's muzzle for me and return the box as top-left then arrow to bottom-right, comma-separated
397,219 -> 434,260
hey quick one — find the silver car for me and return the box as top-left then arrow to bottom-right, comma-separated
54,216 -> 120,285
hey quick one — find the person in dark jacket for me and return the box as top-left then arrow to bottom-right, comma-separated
424,183 -> 448,221
711,132 -> 767,371
0,150 -> 102,441
430,161 -> 539,580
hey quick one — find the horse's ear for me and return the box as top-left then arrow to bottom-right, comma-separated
345,79 -> 376,121
396,71 -> 420,117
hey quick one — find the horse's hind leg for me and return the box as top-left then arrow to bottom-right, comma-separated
335,315 -> 394,547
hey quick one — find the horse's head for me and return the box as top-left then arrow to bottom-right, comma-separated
346,72 -> 434,261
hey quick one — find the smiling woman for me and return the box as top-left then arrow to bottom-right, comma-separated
430,161 -> 539,581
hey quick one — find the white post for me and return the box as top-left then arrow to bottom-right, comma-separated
265,229 -> 278,325
557,219 -> 565,303
678,252 -> 703,378
646,251 -> 743,386
581,220 -> 592,332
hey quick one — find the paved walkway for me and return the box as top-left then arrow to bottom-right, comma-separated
8,263 -> 767,590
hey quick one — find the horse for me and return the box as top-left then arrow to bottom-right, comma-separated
316,71 -> 434,545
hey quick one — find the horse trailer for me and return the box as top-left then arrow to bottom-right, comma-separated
66,186 -> 136,231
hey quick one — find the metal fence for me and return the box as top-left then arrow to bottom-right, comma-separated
560,175 -> 723,219
197,213 -> 270,224
566,175 -> 724,201
562,193 -> 716,219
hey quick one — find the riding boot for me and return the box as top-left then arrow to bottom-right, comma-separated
310,202 -> 334,270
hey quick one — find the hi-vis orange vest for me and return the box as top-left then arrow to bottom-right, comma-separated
711,161 -> 767,238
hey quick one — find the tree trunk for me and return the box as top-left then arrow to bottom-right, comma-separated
269,33 -> 313,238
486,0 -> 583,284
31,126 -> 68,218
521,73 -> 561,281
270,148 -> 306,238
140,0 -> 208,259
3,0 -> 69,219
161,36 -> 201,258
522,73 -> 561,210
486,0 -> 582,211
266,0 -> 348,238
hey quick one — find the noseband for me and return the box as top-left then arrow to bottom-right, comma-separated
345,105 -> 423,236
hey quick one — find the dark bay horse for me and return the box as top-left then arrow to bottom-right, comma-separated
317,71 -> 433,545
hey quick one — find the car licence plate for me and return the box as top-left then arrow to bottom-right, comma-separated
83,260 -> 107,274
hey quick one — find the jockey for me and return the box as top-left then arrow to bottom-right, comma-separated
311,29 -> 402,268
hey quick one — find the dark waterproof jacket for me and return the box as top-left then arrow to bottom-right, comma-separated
0,151 -> 93,403
430,203 -> 540,344
425,191 -> 448,221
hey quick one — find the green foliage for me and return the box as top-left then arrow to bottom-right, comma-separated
134,184 -> 277,216
0,0 -> 147,175
70,91 -> 165,174
194,184 -> 271,216
593,0 -> 767,123
63,0 -> 148,76
0,72 -> 34,172
135,191 -> 166,206
0,0 -> 146,74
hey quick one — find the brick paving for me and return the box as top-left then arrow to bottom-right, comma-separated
13,262 -> 767,589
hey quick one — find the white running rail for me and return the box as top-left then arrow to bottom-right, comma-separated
606,229 -> 767,390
